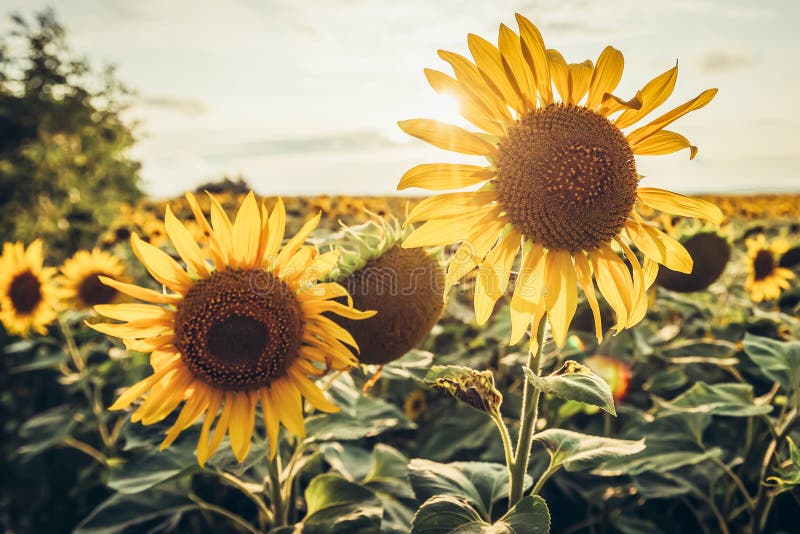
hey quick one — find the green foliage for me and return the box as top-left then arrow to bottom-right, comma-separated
523,361 -> 616,416
532,429 -> 645,472
0,10 -> 142,258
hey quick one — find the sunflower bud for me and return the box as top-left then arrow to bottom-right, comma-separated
424,365 -> 503,415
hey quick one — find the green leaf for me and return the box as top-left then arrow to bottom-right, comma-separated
744,334 -> 800,395
766,437 -> 800,494
16,405 -> 77,457
108,444 -> 197,494
656,382 -> 772,417
75,491 -> 195,534
494,495 -> 550,534
523,361 -> 616,416
410,495 -> 488,533
363,445 -> 416,533
417,405 -> 496,462
408,459 -> 531,521
595,413 -> 719,477
302,474 -> 382,534
381,349 -> 435,381
305,392 -> 413,442
532,429 -> 645,472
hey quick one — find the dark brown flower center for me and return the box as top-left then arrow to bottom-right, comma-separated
8,271 -> 42,314
494,104 -> 638,252
175,269 -> 304,390
334,246 -> 445,365
753,249 -> 776,281
78,272 -> 118,306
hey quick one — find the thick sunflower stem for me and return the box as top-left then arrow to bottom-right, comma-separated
508,317 -> 547,507
267,451 -> 286,527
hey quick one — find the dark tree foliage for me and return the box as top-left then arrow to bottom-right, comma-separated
0,10 -> 142,259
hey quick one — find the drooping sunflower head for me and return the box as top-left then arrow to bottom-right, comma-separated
324,218 -> 446,365
656,232 -> 731,293
91,192 -> 374,465
59,248 -> 126,310
745,235 -> 796,303
397,13 -> 723,347
0,240 -> 59,337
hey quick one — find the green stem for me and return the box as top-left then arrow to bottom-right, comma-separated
530,463 -> 558,496
189,493 -> 261,534
490,411 -> 515,494
267,452 -> 286,527
217,472 -> 273,528
508,317 -> 547,506
63,437 -> 107,465
751,409 -> 797,533
709,456 -> 753,513
58,317 -> 113,449
665,473 -> 729,534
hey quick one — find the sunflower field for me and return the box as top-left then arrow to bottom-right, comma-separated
3,9 -> 800,534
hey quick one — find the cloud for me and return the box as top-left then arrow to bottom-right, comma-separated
697,50 -> 753,72
137,95 -> 209,116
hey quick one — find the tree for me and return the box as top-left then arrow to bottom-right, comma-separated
0,10 -> 142,259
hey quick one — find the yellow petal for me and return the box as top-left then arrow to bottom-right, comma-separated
398,163 -> 494,191
232,191 -> 262,269
271,378 -> 306,438
587,46 -> 624,109
264,198 -> 287,262
590,247 -> 631,332
627,88 -> 718,146
509,243 -> 545,345
616,239 -> 648,328
130,233 -> 193,294
498,23 -> 535,110
403,206 -> 499,248
598,92 -> 643,117
543,250 -> 577,347
615,64 -> 678,129
637,188 -> 724,225
207,193 -> 234,259
405,191 -> 496,225
89,319 -> 173,339
568,60 -> 594,106
298,282 -> 351,304
630,130 -> 698,159
467,32 -> 525,114
261,388 -> 280,458
397,119 -> 496,156
274,213 -> 321,273
288,368 -> 340,413
97,276 -> 181,305
185,192 -> 227,268
425,69 -> 507,137
446,218 -> 506,291
436,50 -> 513,125
302,299 -> 375,320
546,49 -> 569,103
299,250 -> 341,286
123,334 -> 175,352
228,391 -> 257,463
165,205 -> 209,277
196,389 -> 223,466
515,14 -> 552,105
573,252 -> 603,342
94,303 -> 171,322
474,231 -> 520,325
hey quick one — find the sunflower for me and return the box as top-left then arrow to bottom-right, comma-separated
0,240 -> 59,336
656,232 -> 731,293
326,218 -> 445,365
90,192 -> 374,465
745,235 -> 795,303
397,13 -> 723,347
59,248 -> 126,310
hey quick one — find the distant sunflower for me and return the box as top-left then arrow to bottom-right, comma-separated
59,248 -> 126,310
398,13 -> 723,346
745,235 -> 795,302
91,192 -> 374,465
0,240 -> 58,336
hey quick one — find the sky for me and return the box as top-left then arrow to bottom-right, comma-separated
2,0 -> 799,198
